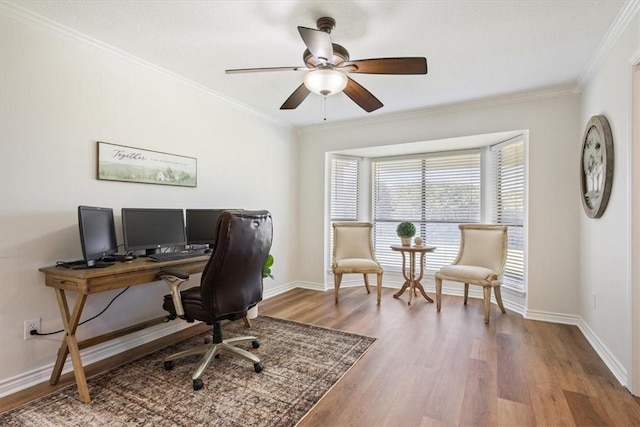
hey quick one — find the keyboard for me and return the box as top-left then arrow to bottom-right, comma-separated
148,251 -> 208,262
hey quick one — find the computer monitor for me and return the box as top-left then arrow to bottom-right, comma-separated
185,209 -> 228,247
78,205 -> 118,267
121,208 -> 187,255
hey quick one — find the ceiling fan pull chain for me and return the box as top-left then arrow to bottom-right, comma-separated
323,96 -> 327,121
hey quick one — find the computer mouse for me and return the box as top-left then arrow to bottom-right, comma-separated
122,254 -> 136,262
204,248 -> 213,254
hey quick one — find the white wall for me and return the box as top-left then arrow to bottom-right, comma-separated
298,92 -> 581,318
579,10 -> 639,391
0,13 -> 297,384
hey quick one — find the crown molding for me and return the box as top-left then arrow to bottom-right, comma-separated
577,0 -> 640,89
298,85 -> 576,134
0,1 -> 293,130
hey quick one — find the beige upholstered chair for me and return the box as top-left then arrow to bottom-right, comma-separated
332,222 -> 383,304
435,224 -> 508,324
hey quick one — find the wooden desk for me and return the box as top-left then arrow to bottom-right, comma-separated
390,245 -> 436,305
39,255 -> 209,403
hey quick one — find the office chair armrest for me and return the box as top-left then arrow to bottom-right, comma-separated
157,269 -> 190,317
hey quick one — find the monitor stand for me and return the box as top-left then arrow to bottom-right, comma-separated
84,259 -> 114,268
65,260 -> 114,269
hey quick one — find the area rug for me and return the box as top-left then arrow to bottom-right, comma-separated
0,316 -> 376,426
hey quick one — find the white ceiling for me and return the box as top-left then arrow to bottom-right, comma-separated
5,1 -> 628,128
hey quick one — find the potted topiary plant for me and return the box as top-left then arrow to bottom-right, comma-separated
396,222 -> 416,246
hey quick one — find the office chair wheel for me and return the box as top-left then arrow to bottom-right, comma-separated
252,340 -> 260,349
193,379 -> 204,390
254,362 -> 263,373
164,360 -> 175,370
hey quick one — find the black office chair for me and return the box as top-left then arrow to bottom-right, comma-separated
159,210 -> 273,390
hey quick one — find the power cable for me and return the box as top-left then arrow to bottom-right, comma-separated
30,286 -> 130,336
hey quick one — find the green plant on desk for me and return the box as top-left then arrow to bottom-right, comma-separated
262,254 -> 274,279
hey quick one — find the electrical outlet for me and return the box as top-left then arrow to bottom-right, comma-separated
24,318 -> 40,340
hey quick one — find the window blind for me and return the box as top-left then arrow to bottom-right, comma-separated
330,157 -> 360,221
372,152 -> 481,272
492,140 -> 525,289
329,156 -> 360,261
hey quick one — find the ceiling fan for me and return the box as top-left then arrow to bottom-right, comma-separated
225,17 -> 428,113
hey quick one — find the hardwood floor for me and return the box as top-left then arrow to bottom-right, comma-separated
2,286 -> 640,426
260,287 -> 640,426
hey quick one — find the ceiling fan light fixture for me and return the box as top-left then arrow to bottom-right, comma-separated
303,69 -> 347,96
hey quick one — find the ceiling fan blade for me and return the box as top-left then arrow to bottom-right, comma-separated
280,84 -> 311,110
298,26 -> 333,63
340,57 -> 428,75
343,77 -> 383,113
226,66 -> 307,74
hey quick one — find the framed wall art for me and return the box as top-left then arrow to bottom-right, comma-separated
97,141 -> 197,187
579,115 -> 613,218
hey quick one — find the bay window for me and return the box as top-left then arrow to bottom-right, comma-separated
328,135 -> 526,292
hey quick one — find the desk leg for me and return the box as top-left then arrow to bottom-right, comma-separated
51,289 -> 91,403
393,251 -> 411,299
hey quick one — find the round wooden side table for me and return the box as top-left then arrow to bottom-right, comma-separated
390,245 -> 436,305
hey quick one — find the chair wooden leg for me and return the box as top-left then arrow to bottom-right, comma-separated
334,273 -> 343,304
363,274 -> 371,294
435,276 -> 442,311
483,286 -> 491,324
494,285 -> 506,313
464,283 -> 469,305
376,273 -> 382,304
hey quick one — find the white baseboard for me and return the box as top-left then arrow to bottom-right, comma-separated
263,281 -> 301,298
290,281 -> 326,292
525,309 -> 580,325
576,317 -> 628,388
